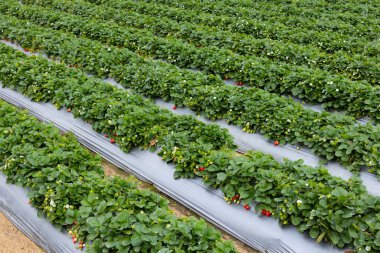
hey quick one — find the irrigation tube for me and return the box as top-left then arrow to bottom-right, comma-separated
0,86 -> 346,253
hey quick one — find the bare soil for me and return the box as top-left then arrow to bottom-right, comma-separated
0,212 -> 44,253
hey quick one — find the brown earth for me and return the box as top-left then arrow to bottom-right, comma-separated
0,212 -> 44,253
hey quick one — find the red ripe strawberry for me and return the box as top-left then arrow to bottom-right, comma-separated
110,138 -> 115,143
266,211 -> 271,217
104,134 -> 108,138
199,167 -> 205,172
261,209 -> 266,215
113,133 -> 118,137
67,108 -> 71,112
172,105 -> 177,110
72,237 -> 78,243
274,140 -> 279,146
244,204 -> 250,210
231,194 -> 239,201
24,49 -> 29,53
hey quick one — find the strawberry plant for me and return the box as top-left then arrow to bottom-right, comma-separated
75,0 -> 378,56
0,43 -> 380,252
46,0 -> 378,84
0,28 -> 380,178
3,0 -> 378,121
142,0 -> 379,40
0,100 -> 237,252
0,2 -> 379,251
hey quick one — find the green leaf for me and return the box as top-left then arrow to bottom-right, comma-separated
86,217 -> 100,228
131,233 -> 142,246
309,228 -> 319,239
330,231 -> 340,245
291,216 -> 301,226
331,187 -> 348,197
217,172 -> 227,181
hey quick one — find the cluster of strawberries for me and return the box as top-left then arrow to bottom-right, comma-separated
231,194 -> 272,217
69,222 -> 85,250
104,132 -> 118,143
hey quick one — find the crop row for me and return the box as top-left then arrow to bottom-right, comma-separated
123,0 -> 379,39
76,0 -> 378,55
26,0 -> 379,84
0,43 -> 379,252
0,100 -> 236,252
3,14 -> 380,177
3,1 -> 380,123
167,0 -> 380,18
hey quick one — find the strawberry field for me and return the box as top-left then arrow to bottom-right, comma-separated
0,0 -> 379,252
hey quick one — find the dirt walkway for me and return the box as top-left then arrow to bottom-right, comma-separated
0,212 -> 44,253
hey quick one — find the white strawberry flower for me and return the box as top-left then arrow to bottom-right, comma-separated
366,246 -> 371,251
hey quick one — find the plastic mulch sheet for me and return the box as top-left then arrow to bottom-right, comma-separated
0,86 -> 349,253
3,39 -> 378,195
0,173 -> 80,253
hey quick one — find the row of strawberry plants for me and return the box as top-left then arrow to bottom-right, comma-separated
78,0 -> 378,55
174,0 -> 380,17
27,0 -> 379,84
3,2 -> 380,123
3,15 -> 380,177
153,0 -> 379,22
0,43 -> 379,253
133,0 -> 379,39
0,41 -> 235,176
0,100 -> 236,252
